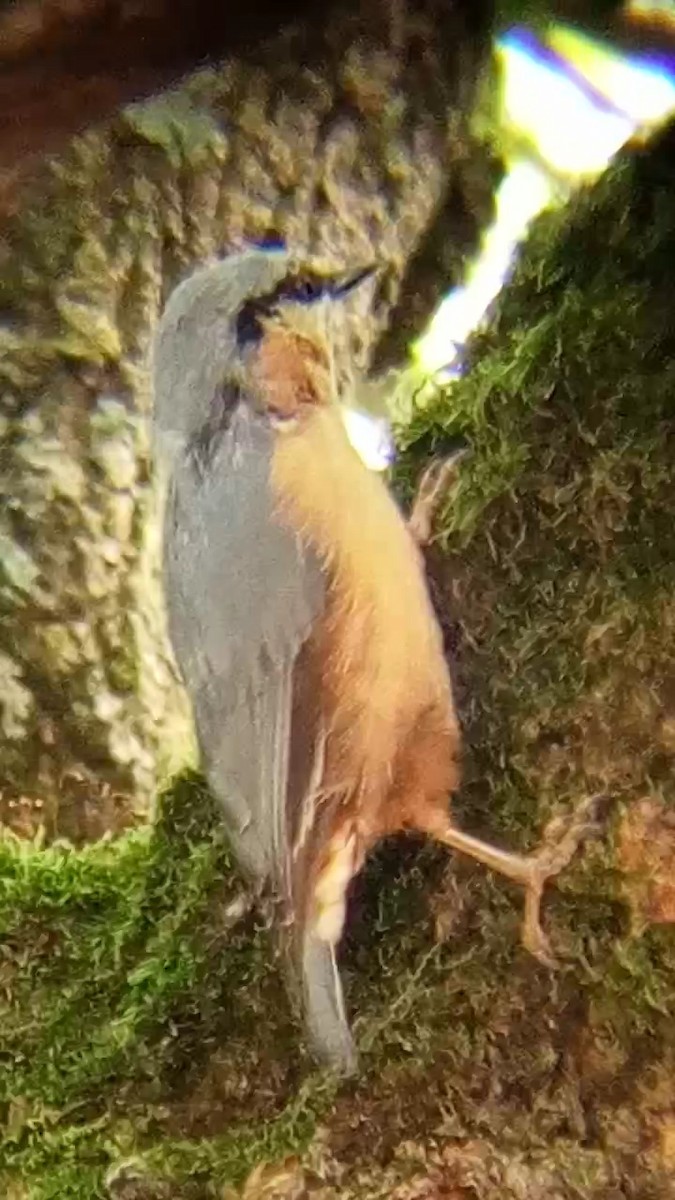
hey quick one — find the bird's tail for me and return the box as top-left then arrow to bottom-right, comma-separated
298,930 -> 358,1074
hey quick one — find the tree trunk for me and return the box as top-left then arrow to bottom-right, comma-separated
0,0 -> 496,839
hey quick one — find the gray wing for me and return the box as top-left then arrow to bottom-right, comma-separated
162,404 -> 324,883
163,403 -> 357,1071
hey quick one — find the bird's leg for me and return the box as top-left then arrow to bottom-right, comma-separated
426,795 -> 605,966
408,446 -> 470,547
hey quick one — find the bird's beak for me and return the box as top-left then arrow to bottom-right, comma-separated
332,265 -> 378,299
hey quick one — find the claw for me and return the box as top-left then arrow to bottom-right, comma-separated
520,793 -> 608,966
409,445 -> 471,547
428,793 -> 610,966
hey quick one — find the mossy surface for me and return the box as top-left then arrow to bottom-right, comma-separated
3,125 -> 675,1198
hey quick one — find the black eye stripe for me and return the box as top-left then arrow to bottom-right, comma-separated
279,275 -> 331,304
234,266 -> 374,349
235,297 -> 273,347
235,275 -> 333,348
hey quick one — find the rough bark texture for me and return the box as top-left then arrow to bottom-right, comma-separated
0,0 -> 662,202
0,0 -> 314,194
0,0 -> 497,839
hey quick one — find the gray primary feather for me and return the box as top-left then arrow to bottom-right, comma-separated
153,251 -> 357,1070
161,402 -> 323,880
302,935 -> 358,1074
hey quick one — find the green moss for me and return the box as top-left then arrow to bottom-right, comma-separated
0,775 -> 299,1196
390,112 -> 675,1106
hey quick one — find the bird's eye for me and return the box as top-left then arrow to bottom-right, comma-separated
292,279 -> 324,304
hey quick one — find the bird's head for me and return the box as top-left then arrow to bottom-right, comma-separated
152,248 -> 394,479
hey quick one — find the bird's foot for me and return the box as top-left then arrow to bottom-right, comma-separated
429,794 -> 607,967
518,793 -> 607,966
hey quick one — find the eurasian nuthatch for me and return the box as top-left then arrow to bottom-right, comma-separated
152,247 -> 600,1073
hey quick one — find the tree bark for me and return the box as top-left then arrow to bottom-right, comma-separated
2,0 -> 670,204
0,0 -> 314,188
0,0 -> 497,839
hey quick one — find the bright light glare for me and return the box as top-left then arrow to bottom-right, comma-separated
414,21 -> 675,378
415,159 -> 555,374
341,407 -> 397,472
499,31 -> 637,178
549,24 -> 675,126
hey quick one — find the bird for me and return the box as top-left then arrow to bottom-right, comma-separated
152,246 -> 601,1074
